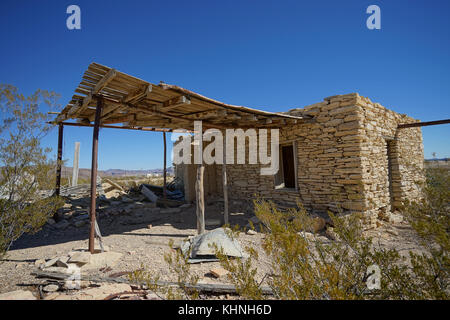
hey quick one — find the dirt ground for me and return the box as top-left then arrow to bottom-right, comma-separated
0,193 -> 426,299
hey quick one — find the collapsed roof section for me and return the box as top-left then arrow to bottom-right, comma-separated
54,62 -> 310,131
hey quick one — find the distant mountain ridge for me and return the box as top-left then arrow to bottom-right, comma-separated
103,167 -> 174,176
61,166 -> 174,178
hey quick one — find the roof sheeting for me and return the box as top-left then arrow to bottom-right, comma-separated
55,62 -> 308,130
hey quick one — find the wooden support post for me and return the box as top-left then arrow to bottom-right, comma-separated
55,123 -> 64,196
222,136 -> 229,225
72,142 -> 80,187
163,132 -> 167,200
89,97 -> 103,254
195,164 -> 205,234
54,123 -> 64,220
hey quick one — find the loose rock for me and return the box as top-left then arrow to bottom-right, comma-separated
210,267 -> 229,278
68,251 -> 91,265
34,258 -> 45,268
43,284 -> 59,293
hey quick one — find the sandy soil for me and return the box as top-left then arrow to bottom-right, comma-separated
0,194 -> 426,299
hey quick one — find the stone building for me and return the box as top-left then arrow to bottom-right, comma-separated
177,93 -> 425,227
55,63 -> 429,238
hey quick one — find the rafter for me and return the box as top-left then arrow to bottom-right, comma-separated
159,95 -> 191,112
66,68 -> 117,118
123,84 -> 152,103
85,84 -> 152,122
129,102 -> 229,129
187,109 -> 227,120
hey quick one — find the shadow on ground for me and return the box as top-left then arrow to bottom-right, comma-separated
10,194 -> 253,251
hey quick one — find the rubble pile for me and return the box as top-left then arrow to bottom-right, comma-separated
46,179 -> 187,230
34,246 -> 123,273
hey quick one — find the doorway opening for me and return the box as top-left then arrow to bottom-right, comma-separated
274,142 -> 298,190
386,139 -> 396,207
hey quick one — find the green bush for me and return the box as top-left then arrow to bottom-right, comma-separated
0,84 -> 64,258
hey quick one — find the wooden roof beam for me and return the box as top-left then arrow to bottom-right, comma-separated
244,114 -> 258,121
229,113 -> 242,120
187,109 -> 227,120
101,114 -> 133,124
101,106 -> 127,122
159,95 -> 191,112
123,84 -> 152,103
87,101 -> 121,122
398,119 -> 450,129
68,68 -> 117,118
130,103 -> 228,129
123,114 -> 137,126
85,84 -> 152,122
51,121 -> 182,133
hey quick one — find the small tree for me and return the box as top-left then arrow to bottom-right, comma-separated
0,84 -> 64,258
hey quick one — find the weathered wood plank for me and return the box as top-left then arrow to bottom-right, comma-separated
222,136 -> 229,225
31,270 -> 274,295
71,68 -> 117,117
196,164 -> 205,234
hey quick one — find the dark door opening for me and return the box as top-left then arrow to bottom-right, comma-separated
281,145 -> 296,188
386,140 -> 395,207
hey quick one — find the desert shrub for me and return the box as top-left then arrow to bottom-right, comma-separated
218,202 -> 397,299
135,169 -> 448,300
0,84 -> 64,258
129,239 -> 199,299
215,197 -> 448,300
402,167 -> 449,299
214,164 -> 449,300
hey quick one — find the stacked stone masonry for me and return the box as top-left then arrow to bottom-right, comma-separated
176,93 -> 425,227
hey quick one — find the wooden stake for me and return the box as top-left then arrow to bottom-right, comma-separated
222,136 -> 229,225
196,164 -> 205,234
89,97 -> 103,254
72,142 -> 80,187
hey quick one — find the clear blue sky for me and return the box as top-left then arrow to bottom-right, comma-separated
0,0 -> 449,170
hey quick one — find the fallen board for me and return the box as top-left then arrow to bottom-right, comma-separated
31,270 -> 273,295
141,185 -> 158,202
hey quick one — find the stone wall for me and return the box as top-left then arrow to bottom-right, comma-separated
176,93 -> 424,225
213,94 -> 366,213
356,96 -> 424,224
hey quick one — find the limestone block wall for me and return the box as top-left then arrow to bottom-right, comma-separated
214,93 -> 367,213
176,93 -> 424,224
356,96 -> 424,218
